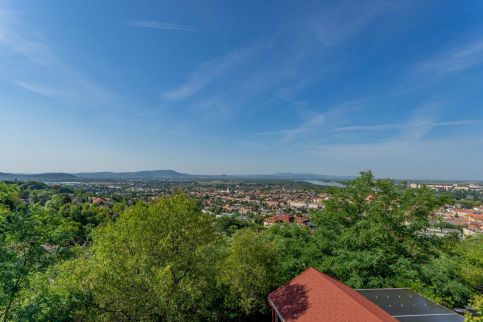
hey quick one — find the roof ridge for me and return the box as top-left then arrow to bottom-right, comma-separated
310,269 -> 394,321
267,267 -> 315,299
268,267 -> 395,322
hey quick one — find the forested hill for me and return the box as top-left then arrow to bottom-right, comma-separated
0,172 -> 78,182
0,170 -> 352,182
75,170 -> 190,180
0,170 -> 190,181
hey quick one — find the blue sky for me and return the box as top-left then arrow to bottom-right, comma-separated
1,0 -> 483,180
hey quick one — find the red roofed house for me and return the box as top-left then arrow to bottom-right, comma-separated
268,268 -> 396,322
264,214 -> 310,227
465,213 -> 483,223
91,197 -> 107,205
264,214 -> 292,226
294,216 -> 310,225
454,209 -> 477,216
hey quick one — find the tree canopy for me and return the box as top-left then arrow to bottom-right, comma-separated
0,173 -> 481,321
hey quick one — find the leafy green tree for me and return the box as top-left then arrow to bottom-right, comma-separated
465,294 -> 483,321
1,175 -> 479,320
221,228 -> 280,319
215,216 -> 250,235
0,183 -> 21,213
455,235 -> 483,289
0,187 -> 76,321
411,234 -> 483,308
52,194 -> 225,321
413,255 -> 471,307
310,171 -> 448,288
265,224 -> 314,281
57,203 -> 109,244
19,181 -> 47,192
10,267 -> 82,322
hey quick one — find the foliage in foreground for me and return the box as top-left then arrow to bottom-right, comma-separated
1,173 -> 482,321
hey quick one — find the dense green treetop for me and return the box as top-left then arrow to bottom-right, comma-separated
0,174 -> 481,321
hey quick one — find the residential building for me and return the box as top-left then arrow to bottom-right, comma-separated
268,268 -> 464,322
264,214 -> 310,227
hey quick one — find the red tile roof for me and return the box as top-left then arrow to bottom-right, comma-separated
264,214 -> 293,223
268,268 -> 397,322
454,209 -> 476,214
466,213 -> 483,221
294,216 -> 309,224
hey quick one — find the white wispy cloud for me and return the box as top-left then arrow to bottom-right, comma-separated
255,113 -> 326,142
129,20 -> 197,32
16,82 -> 63,98
327,119 -> 482,133
156,1 -> 407,123
309,140 -> 421,159
415,39 -> 483,74
285,114 -> 326,140
252,98 -> 368,143
161,44 -> 261,101
307,103 -> 483,172
0,7 -> 111,101
310,1 -> 406,47
0,25 -> 55,65
308,136 -> 483,180
242,101 -> 482,173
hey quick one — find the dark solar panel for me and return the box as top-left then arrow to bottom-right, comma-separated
357,288 -> 464,322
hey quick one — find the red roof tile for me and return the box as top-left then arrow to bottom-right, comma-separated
265,214 -> 293,223
455,209 -> 476,214
268,268 -> 397,322
466,213 -> 483,221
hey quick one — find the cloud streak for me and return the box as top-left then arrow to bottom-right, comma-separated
307,138 -> 482,164
311,0 -> 406,47
0,9 -> 111,102
327,119 -> 483,133
129,20 -> 198,32
16,82 -> 63,98
155,1 -> 408,123
161,44 -> 261,101
415,39 -> 483,74
307,103 -> 483,177
255,113 -> 326,142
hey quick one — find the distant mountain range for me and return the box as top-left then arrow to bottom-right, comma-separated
0,172 -> 79,182
0,170 -> 353,182
75,170 -> 190,181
